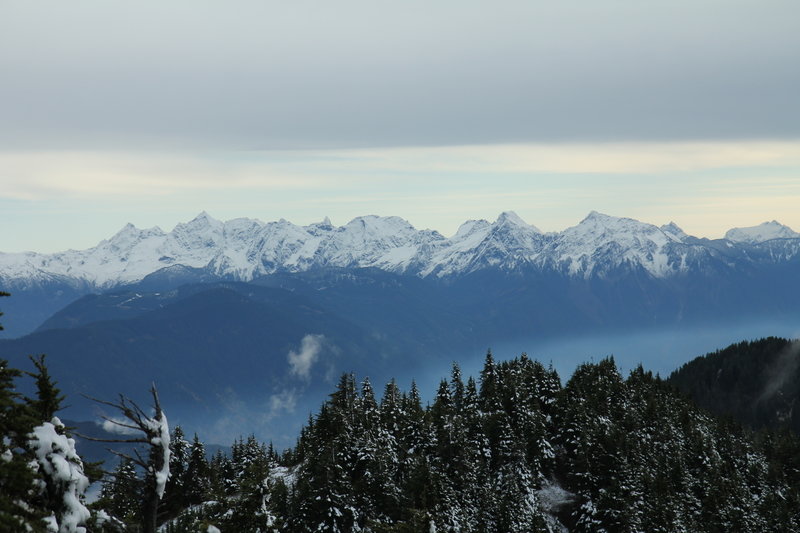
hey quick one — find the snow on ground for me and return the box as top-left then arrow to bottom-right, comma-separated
268,465 -> 298,488
536,477 -> 575,533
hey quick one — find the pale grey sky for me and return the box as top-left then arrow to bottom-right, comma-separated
1,1 -> 799,252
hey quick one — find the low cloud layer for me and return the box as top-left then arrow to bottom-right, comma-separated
99,417 -> 139,436
288,334 -> 325,380
267,388 -> 299,420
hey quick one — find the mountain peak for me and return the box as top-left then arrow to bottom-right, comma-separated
660,222 -> 688,242
345,215 -> 416,232
580,210 -> 617,223
725,221 -> 800,244
190,211 -> 216,224
495,211 -> 541,233
303,217 -> 334,237
108,222 -> 140,241
496,210 -> 526,225
106,222 -> 166,245
177,211 -> 225,233
454,219 -> 491,239
309,217 -> 333,227
577,212 -> 655,232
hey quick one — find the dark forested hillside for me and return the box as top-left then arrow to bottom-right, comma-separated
668,337 -> 800,433
0,283 -> 399,434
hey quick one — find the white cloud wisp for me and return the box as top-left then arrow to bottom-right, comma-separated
287,334 -> 325,380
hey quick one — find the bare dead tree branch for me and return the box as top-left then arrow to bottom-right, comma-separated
83,384 -> 170,533
73,432 -> 149,445
108,449 -> 148,470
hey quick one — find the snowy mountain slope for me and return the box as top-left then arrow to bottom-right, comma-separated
659,222 -> 688,242
725,221 -> 800,244
421,211 -> 546,277
546,212 -> 685,277
2,211 -> 800,289
0,283 -> 399,441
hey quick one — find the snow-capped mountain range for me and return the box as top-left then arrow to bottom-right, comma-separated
1,211 -> 799,289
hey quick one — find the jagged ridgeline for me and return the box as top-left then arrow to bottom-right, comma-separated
158,354 -> 800,532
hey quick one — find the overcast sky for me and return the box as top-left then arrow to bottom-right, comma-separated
2,1 -> 799,252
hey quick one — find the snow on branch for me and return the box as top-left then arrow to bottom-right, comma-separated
81,383 -> 171,499
28,416 -> 91,533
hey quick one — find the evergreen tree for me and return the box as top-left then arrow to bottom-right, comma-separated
162,426 -> 190,518
209,448 -> 234,497
449,363 -> 465,412
491,412 -> 542,533
26,398 -> 91,532
291,374 -> 362,531
0,300 -> 93,532
214,435 -> 281,532
24,354 -> 65,423
99,457 -> 141,524
479,350 -> 500,413
185,434 -> 210,505
0,357 -> 44,531
380,379 -> 403,436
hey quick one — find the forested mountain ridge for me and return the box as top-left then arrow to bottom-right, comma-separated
669,336 -> 800,434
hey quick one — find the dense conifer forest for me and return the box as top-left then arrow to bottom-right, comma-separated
4,332 -> 800,531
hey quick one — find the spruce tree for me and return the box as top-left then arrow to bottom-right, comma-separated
25,365 -> 91,532
163,426 -> 190,518
99,457 -> 141,524
0,358 -> 44,531
185,434 -> 210,505
24,355 -> 65,423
